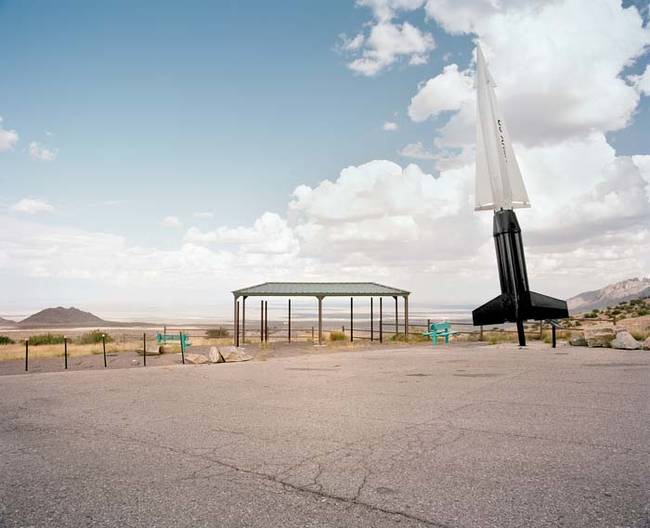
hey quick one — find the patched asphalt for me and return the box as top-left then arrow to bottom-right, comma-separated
1,342 -> 648,527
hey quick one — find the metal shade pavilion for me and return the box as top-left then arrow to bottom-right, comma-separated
232,282 -> 410,345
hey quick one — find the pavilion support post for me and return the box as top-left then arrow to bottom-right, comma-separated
235,299 -> 240,347
317,297 -> 323,345
233,295 -> 239,346
370,298 -> 374,341
242,296 -> 246,344
379,297 -> 383,343
288,299 -> 291,343
265,301 -> 269,342
260,300 -> 264,343
394,296 -> 398,337
404,295 -> 409,342
350,297 -> 354,342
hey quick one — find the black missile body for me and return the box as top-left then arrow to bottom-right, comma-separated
473,209 -> 568,346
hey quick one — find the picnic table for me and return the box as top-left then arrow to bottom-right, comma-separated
422,322 -> 459,345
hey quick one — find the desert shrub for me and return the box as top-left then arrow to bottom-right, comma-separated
206,327 -> 229,338
28,334 -> 65,346
630,329 -> 650,341
78,330 -> 113,344
611,309 -> 622,316
329,331 -> 346,341
636,309 -> 649,317
0,335 -> 15,345
584,312 -> 597,319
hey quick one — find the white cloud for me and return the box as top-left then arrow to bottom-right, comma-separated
193,211 -> 214,219
0,117 -> 19,152
408,64 -> 473,122
382,121 -> 398,131
338,33 -> 365,52
28,141 -> 58,161
417,0 -> 650,148
347,21 -> 435,76
357,0 -> 425,22
398,141 -> 435,159
161,216 -> 182,228
630,64 -> 650,96
11,198 -> 54,215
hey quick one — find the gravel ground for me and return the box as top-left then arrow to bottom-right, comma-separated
0,341 -> 648,527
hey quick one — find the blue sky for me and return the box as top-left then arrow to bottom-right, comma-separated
1,0 -> 649,320
2,1 -> 471,243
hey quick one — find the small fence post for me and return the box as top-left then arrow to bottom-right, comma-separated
102,334 -> 107,368
379,297 -> 383,343
311,326 -> 314,342
64,336 -> 68,369
180,332 -> 186,364
143,333 -> 147,367
539,320 -> 543,339
25,339 -> 29,372
479,325 -> 484,341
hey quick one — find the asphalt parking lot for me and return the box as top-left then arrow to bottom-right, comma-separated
1,342 -> 648,527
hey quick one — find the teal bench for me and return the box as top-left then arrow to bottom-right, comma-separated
422,322 -> 459,345
156,333 -> 191,349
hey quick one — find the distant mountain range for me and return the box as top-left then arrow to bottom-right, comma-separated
0,307 -> 152,329
567,277 -> 650,313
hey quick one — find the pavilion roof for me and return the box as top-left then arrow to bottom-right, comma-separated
232,282 -> 409,297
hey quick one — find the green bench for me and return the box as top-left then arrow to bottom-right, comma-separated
422,322 -> 459,345
156,333 -> 191,349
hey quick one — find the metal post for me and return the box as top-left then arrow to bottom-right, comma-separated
143,333 -> 147,367
350,297 -> 354,342
180,331 -> 186,363
102,334 -> 107,368
288,299 -> 291,343
370,298 -> 374,341
539,320 -> 543,339
232,295 -> 239,346
264,301 -> 268,342
379,298 -> 383,343
427,319 -> 431,332
235,301 -> 240,347
25,339 -> 29,372
311,326 -> 315,342
404,296 -> 409,342
394,296 -> 398,337
64,336 -> 68,370
242,296 -> 246,344
260,300 -> 264,342
552,325 -> 557,348
480,325 -> 484,341
318,297 -> 323,345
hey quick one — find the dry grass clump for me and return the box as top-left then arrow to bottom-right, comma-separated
329,331 -> 346,341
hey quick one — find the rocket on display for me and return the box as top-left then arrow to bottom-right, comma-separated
472,45 -> 568,346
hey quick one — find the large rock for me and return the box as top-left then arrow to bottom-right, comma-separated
208,346 -> 224,363
569,334 -> 587,347
584,327 -> 615,348
611,330 -> 640,350
219,346 -> 252,362
185,353 -> 209,365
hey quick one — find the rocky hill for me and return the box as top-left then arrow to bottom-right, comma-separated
18,307 -> 110,328
568,277 -> 650,313
0,317 -> 17,328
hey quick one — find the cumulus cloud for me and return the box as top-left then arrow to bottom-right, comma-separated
408,64 -> 473,122
11,198 -> 54,215
630,64 -> 650,96
0,117 -> 19,152
417,0 -> 650,148
398,141 -> 435,159
347,21 -> 435,76
161,216 -> 182,228
28,141 -> 58,161
382,121 -> 399,131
